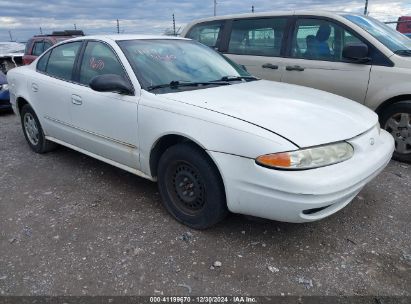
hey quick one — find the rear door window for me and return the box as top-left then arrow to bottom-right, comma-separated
37,50 -> 51,72
228,18 -> 287,56
186,22 -> 224,48
45,42 -> 82,81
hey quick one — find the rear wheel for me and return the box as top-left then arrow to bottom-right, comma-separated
21,104 -> 56,153
157,143 -> 228,229
381,101 -> 411,163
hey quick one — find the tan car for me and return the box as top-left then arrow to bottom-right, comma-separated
182,11 -> 411,162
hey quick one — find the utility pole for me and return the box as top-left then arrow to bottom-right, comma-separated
364,0 -> 368,15
213,0 -> 217,16
116,19 -> 120,34
252,5 -> 254,13
172,14 -> 176,36
8,30 -> 13,41
39,27 -> 43,34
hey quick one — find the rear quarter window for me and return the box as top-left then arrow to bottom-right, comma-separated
186,22 -> 224,48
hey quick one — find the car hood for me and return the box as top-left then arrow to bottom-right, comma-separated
162,80 -> 378,148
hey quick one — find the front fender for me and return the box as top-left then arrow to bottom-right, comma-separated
138,92 -> 297,176
366,65 -> 411,111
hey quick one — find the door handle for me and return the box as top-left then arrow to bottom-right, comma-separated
31,83 -> 38,92
286,65 -> 305,71
262,63 -> 279,70
71,95 -> 82,105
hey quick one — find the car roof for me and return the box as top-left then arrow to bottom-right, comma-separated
183,10 -> 355,24
67,34 -> 188,42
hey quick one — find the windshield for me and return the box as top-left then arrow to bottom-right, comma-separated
344,14 -> 411,54
117,39 -> 251,92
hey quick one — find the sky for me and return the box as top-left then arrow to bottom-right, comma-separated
0,0 -> 411,42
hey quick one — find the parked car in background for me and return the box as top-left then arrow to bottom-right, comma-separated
7,35 -> 393,228
0,71 -> 11,110
182,11 -> 411,162
0,42 -> 24,74
23,30 -> 84,65
397,16 -> 411,36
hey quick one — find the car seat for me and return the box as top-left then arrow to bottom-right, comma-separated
304,35 -> 316,58
315,24 -> 331,58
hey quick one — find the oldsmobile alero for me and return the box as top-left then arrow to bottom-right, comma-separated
7,35 -> 394,228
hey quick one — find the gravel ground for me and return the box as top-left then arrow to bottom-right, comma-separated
0,111 -> 410,296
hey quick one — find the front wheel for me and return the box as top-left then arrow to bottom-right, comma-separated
380,101 -> 411,163
157,143 -> 228,229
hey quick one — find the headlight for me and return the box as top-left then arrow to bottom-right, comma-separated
256,142 -> 354,170
0,84 -> 8,91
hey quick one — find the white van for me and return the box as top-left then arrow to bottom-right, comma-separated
182,11 -> 411,162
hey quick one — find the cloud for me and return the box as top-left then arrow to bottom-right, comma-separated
0,0 -> 410,41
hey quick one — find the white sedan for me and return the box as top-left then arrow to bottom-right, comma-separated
7,35 -> 394,229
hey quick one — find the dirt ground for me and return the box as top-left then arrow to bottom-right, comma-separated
0,111 -> 410,296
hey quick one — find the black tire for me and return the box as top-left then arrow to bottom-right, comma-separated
157,143 -> 228,229
20,104 -> 56,153
380,101 -> 411,163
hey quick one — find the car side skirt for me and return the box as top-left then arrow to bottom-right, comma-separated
45,136 -> 156,182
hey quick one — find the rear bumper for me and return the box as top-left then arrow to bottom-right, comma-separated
208,128 -> 394,223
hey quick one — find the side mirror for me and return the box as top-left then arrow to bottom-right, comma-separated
342,43 -> 370,63
89,74 -> 133,95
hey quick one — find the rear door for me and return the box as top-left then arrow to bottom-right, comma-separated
31,41 -> 83,144
69,40 -> 140,169
222,17 -> 290,82
280,17 -> 371,103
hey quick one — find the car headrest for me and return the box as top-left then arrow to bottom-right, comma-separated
316,24 -> 331,42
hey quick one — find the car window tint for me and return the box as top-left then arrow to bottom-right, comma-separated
37,50 -> 51,72
46,42 -> 82,81
32,42 -> 44,56
291,18 -> 362,61
79,41 -> 126,86
187,22 -> 223,48
44,41 -> 53,51
228,18 -> 287,56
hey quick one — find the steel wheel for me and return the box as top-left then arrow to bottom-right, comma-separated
157,143 -> 228,229
166,161 -> 206,215
384,112 -> 411,155
23,112 -> 40,146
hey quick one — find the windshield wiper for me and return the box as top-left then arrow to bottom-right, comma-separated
394,50 -> 411,56
219,75 -> 259,82
147,80 -> 230,91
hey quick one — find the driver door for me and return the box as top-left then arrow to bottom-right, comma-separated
69,41 -> 140,169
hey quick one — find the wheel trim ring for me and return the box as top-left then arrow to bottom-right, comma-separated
384,112 -> 411,155
24,113 -> 40,146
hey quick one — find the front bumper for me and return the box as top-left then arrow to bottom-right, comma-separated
208,127 -> 394,223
